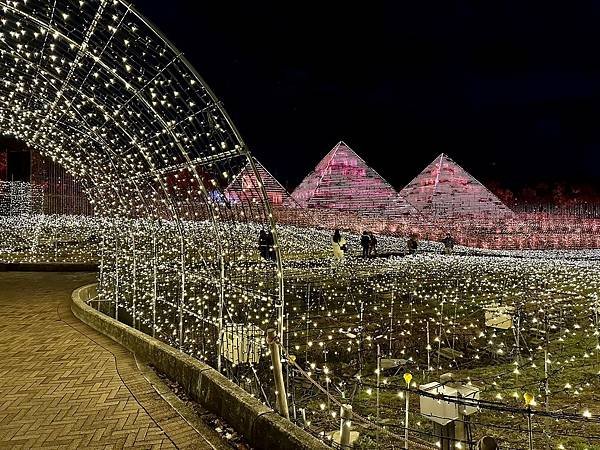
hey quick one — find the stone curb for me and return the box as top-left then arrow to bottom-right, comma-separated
71,284 -> 330,450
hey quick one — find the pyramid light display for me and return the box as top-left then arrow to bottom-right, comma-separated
399,153 -> 513,220
225,158 -> 295,207
292,141 -> 417,217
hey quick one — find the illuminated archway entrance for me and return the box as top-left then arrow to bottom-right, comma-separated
0,0 -> 283,388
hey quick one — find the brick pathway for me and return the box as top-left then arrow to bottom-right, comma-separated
0,272 -> 225,449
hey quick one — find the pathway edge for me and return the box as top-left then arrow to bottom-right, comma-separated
71,284 -> 330,450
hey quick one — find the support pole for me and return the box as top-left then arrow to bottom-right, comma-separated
376,344 -> 381,446
544,348 -> 549,410
179,237 -> 185,350
404,373 -> 412,449
114,227 -> 119,322
516,304 -> 522,366
524,393 -> 534,450
305,283 -> 310,362
543,342 -> 549,439
389,293 -> 394,357
437,301 -> 444,372
405,389 -> 410,449
286,311 -> 291,414
267,328 -> 289,419
131,231 -> 137,330
99,234 -> 105,299
527,408 -> 533,450
455,393 -> 465,445
427,320 -> 431,373
595,299 -> 599,367
339,404 -> 353,448
152,226 -> 157,338
217,255 -> 225,372
359,299 -> 364,374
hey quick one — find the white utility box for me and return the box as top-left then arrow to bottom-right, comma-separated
484,305 -> 515,330
419,382 -> 480,425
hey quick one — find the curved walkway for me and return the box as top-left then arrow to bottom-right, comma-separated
0,272 -> 226,449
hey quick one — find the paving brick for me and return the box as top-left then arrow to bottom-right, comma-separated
0,272 -> 222,449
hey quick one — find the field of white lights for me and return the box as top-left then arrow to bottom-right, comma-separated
0,0 -> 599,449
2,214 -> 599,449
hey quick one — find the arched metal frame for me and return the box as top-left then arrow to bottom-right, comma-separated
0,0 -> 284,384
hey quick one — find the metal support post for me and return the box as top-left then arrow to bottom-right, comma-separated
267,328 -> 289,419
404,373 -> 412,449
131,231 -> 137,329
217,254 -> 225,372
152,227 -> 157,338
339,404 -> 353,448
179,237 -> 185,350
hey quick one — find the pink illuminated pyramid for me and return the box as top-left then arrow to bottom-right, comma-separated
225,158 -> 295,207
398,153 -> 513,220
292,141 -> 418,217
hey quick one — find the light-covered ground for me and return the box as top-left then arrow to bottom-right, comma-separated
2,215 -> 599,448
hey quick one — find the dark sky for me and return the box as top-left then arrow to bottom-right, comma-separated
139,1 -> 600,192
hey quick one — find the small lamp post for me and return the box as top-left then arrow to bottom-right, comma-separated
404,372 -> 412,449
524,392 -> 534,450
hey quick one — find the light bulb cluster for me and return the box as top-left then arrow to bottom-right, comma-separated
0,1 -> 598,449
3,212 -> 600,448
0,180 -> 43,215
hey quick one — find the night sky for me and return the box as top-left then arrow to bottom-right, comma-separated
141,2 -> 598,193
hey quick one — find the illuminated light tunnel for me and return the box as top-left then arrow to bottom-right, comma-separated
0,0 -> 284,382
